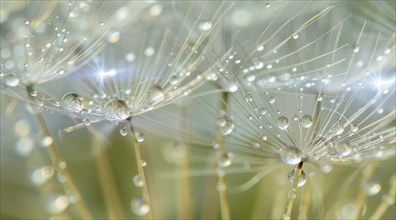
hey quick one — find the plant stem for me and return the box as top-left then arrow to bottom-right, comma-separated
26,87 -> 93,219
216,92 -> 230,220
92,133 -> 125,219
284,162 -> 304,220
298,175 -> 312,219
127,118 -> 153,219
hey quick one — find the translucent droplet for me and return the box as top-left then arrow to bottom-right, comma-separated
41,136 -> 53,147
335,142 -> 352,157
287,168 -> 306,187
299,115 -> 313,128
280,147 -> 301,165
277,116 -> 289,130
131,196 -> 150,216
120,127 -> 128,136
198,21 -> 212,31
258,108 -> 267,115
28,88 -> 38,97
149,85 -> 165,104
103,99 -> 129,120
269,96 -> 275,104
363,178 -> 381,196
82,118 -> 91,126
350,124 -> 358,133
4,75 -> 19,87
46,195 -> 70,214
245,94 -> 253,102
331,122 -> 344,136
216,115 -> 235,135
135,131 -> 144,143
61,93 -> 84,113
218,152 -> 234,167
141,160 -> 147,167
133,174 -> 144,187
256,45 -> 264,51
292,114 -> 299,121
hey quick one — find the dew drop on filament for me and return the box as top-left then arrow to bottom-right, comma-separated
149,85 -> 165,104
103,99 -> 129,120
216,115 -> 235,135
61,92 -> 84,113
299,114 -> 313,128
280,147 -> 301,165
287,168 -> 306,187
277,116 -> 289,130
130,196 -> 149,216
218,152 -> 234,167
120,126 -> 128,136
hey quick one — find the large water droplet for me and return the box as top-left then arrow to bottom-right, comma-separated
218,152 -> 234,167
216,115 -> 235,135
277,116 -> 289,130
299,114 -> 313,128
280,147 -> 301,165
61,93 -> 84,113
149,85 -> 165,104
131,196 -> 150,216
335,142 -> 352,157
103,99 -> 129,120
363,178 -> 381,196
287,168 -> 306,187
133,174 -> 144,187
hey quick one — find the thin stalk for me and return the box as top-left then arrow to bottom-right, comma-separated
127,118 -> 153,219
283,162 -> 304,220
216,92 -> 231,220
298,175 -> 312,219
26,87 -> 92,219
176,102 -> 192,219
92,134 -> 125,219
370,175 -> 396,220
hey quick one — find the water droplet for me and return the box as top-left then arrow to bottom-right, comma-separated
41,136 -> 53,147
103,99 -> 129,120
299,115 -> 313,128
256,45 -> 264,51
363,177 -> 381,196
216,115 -> 235,135
245,93 -> 253,102
131,196 -> 150,216
277,116 -> 289,130
331,122 -> 344,136
133,174 -> 144,187
280,147 -> 301,165
46,195 -> 70,214
141,160 -> 147,167
287,168 -> 306,187
292,114 -> 299,121
61,93 -> 84,113
4,75 -> 19,87
269,96 -> 275,104
335,142 -> 352,157
198,21 -> 212,31
149,85 -> 165,104
258,108 -> 267,115
350,124 -> 358,133
28,87 -> 38,97
218,152 -> 234,167
120,127 -> 128,136
135,131 -> 144,143
82,118 -> 91,126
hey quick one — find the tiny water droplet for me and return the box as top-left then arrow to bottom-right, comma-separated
216,115 -> 235,135
131,196 -> 149,216
149,85 -> 165,104
61,93 -> 84,113
299,115 -> 313,128
350,124 -> 358,133
277,116 -> 289,130
135,131 -> 144,143
40,136 -> 53,147
287,168 -> 306,187
141,160 -> 147,167
103,99 -> 129,120
269,96 -> 275,104
120,126 -> 128,136
218,152 -> 234,167
133,174 -> 144,187
82,118 -> 91,126
258,108 -> 267,115
280,147 -> 301,165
